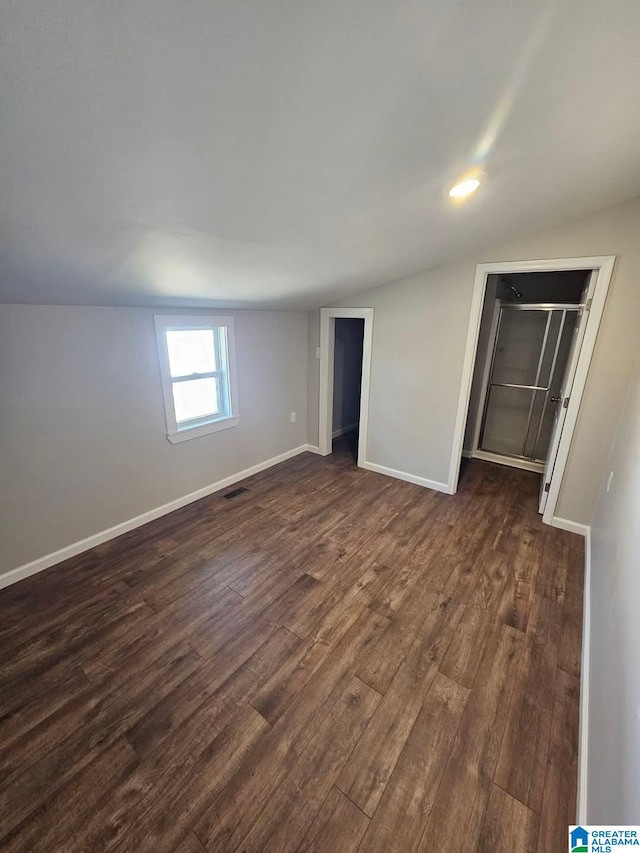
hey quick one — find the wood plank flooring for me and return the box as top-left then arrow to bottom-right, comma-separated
0,438 -> 584,852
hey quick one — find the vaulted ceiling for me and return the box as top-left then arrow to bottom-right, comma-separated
2,0 -> 640,308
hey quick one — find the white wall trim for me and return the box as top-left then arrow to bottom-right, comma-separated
302,444 -> 322,454
472,449 -> 544,474
577,526 -> 592,823
550,516 -> 590,537
332,423 -> 358,439
319,307 -> 374,467
540,259 -> 615,525
0,444 -> 315,591
361,460 -> 450,494
448,256 -> 616,524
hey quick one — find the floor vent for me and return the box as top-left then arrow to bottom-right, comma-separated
222,486 -> 248,500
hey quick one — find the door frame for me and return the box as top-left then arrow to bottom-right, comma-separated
318,307 -> 374,465
448,255 -> 615,526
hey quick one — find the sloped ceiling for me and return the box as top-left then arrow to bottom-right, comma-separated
2,0 -> 640,309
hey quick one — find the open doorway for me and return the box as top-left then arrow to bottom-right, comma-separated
332,318 -> 364,460
450,256 -> 615,526
464,270 -> 589,473
318,307 -> 374,465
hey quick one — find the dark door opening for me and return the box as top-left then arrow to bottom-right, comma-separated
332,318 -> 364,461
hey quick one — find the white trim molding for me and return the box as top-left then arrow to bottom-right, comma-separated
361,460 -> 449,494
0,444 -> 316,591
319,307 -> 374,466
550,516 -> 590,537
448,255 -> 616,526
472,449 -> 544,474
577,526 -> 592,823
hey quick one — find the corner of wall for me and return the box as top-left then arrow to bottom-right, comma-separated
0,444 -> 314,591
306,309 -> 321,446
576,525 -> 592,823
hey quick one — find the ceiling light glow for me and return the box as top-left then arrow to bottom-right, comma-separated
449,178 -> 481,198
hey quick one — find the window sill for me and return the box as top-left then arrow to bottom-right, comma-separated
167,415 -> 240,444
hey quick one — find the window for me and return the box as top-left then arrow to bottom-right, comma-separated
154,315 -> 239,443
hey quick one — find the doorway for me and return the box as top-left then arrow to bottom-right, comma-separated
467,270 -> 588,475
449,256 -> 615,526
318,307 -> 374,465
332,318 -> 364,459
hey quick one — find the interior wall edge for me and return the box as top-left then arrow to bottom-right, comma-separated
361,460 -> 451,494
577,526 -> 592,823
549,516 -> 590,537
0,443 -> 313,591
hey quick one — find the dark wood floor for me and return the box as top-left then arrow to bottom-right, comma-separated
0,438 -> 584,852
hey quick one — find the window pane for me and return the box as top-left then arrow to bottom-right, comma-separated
166,329 -> 217,377
172,377 -> 220,423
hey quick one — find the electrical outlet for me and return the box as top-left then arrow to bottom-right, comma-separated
606,470 -> 614,492
290,412 -> 296,423
315,347 -> 321,359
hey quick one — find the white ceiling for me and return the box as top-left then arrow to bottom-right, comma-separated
2,0 -> 640,309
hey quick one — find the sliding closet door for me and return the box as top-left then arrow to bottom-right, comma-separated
479,306 -> 578,463
481,310 -> 548,457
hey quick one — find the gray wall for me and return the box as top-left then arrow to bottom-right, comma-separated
587,350 -> 640,822
464,275 -> 499,451
307,309 -> 321,448
332,319 -> 363,435
495,270 -> 588,304
309,197 -> 640,523
0,305 -> 307,575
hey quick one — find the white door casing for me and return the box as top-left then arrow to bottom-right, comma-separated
538,270 -> 596,513
318,307 -> 374,466
450,256 -> 615,525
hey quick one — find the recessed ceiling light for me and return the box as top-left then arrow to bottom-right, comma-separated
449,177 -> 481,198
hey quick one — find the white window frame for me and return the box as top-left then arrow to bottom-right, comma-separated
154,314 -> 239,444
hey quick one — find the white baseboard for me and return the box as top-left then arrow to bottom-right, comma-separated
576,527 -> 592,823
361,460 -> 450,494
461,450 -> 473,459
332,423 -> 358,439
302,444 -> 322,455
471,449 -> 544,474
0,444 -> 313,591
551,516 -> 590,537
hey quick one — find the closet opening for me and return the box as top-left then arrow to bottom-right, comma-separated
464,270 -> 589,475
331,318 -> 364,460
451,257 -> 615,522
318,307 -> 374,467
